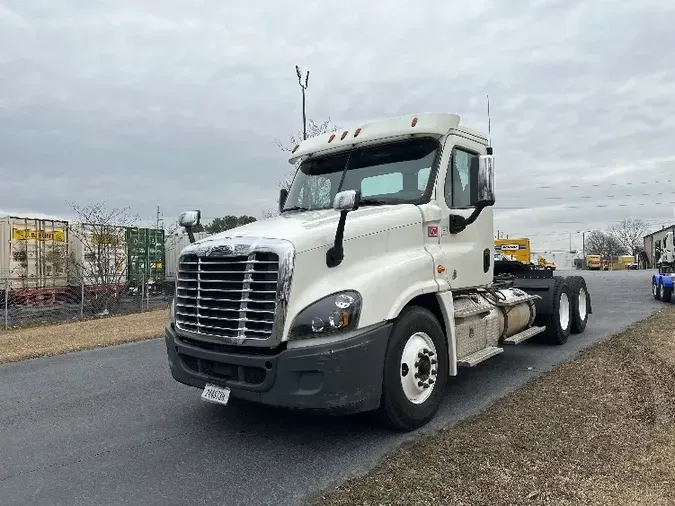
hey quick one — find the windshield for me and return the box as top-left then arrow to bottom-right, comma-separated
283,138 -> 439,211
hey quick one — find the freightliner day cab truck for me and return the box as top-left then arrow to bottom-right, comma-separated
164,113 -> 593,431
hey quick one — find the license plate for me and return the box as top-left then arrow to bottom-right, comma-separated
201,383 -> 231,406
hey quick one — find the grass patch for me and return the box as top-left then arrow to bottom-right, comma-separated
0,309 -> 168,364
315,306 -> 675,506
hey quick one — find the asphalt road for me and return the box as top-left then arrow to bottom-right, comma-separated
0,270 -> 666,506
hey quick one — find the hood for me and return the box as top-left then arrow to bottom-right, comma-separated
195,205 -> 423,253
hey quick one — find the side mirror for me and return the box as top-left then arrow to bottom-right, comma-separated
279,188 -> 288,213
178,210 -> 201,228
332,190 -> 361,212
477,155 -> 495,206
449,154 -> 495,235
178,210 -> 201,243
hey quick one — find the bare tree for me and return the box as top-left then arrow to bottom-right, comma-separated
261,117 -> 341,218
274,117 -> 341,190
585,230 -> 627,261
67,201 -> 140,313
607,218 -> 650,258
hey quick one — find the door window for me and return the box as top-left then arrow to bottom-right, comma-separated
445,147 -> 478,208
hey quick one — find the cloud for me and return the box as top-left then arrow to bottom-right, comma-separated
0,0 -> 674,251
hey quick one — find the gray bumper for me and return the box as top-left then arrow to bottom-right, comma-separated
164,322 -> 392,414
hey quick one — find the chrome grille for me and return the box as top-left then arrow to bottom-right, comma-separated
175,251 -> 279,340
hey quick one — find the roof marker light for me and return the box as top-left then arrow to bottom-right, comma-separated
328,133 -> 336,143
340,130 -> 348,140
411,117 -> 418,127
353,128 -> 362,138
292,144 -> 299,153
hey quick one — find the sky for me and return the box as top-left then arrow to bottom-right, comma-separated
1,0 -> 674,253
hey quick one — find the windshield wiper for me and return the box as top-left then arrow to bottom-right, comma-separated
359,198 -> 389,206
281,206 -> 310,213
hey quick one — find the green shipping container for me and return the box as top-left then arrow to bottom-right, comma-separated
125,227 -> 166,283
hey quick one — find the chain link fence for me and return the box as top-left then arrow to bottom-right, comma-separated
1,276 -> 175,331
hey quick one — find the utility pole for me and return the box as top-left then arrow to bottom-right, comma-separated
156,206 -> 161,230
295,65 -> 310,140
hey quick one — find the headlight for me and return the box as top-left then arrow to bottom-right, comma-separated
288,291 -> 362,340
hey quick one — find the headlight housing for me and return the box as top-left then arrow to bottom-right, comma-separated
288,291 -> 362,340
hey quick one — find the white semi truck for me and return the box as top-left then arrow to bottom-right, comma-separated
164,113 -> 592,431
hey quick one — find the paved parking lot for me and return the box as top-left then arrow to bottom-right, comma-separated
0,270 -> 664,506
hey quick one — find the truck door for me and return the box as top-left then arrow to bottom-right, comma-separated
435,135 -> 494,289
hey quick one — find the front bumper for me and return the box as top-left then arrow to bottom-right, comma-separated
164,322 -> 392,414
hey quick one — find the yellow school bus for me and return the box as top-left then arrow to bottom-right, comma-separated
494,238 -> 531,264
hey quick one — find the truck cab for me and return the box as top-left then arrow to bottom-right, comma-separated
164,113 -> 592,431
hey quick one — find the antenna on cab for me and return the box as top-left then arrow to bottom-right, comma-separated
486,94 -> 493,155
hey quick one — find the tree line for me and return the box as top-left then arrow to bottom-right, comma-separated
584,218 -> 650,261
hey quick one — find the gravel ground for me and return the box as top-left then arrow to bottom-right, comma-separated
0,309 -> 167,364
314,305 -> 675,506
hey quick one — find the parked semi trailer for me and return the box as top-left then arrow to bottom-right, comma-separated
0,216 -> 70,305
69,223 -> 128,289
164,112 -> 593,431
165,231 -> 210,282
652,230 -> 674,303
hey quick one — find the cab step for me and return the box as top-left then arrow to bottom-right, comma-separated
502,325 -> 546,345
457,346 -> 504,367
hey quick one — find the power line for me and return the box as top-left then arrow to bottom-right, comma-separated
496,200 -> 675,210
532,179 -> 673,189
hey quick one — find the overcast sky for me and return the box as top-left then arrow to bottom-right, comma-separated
1,0 -> 674,252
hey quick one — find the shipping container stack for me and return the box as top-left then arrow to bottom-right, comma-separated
0,214 -> 173,315
125,227 -> 166,295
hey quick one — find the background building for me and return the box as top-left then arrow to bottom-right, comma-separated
643,224 -> 675,267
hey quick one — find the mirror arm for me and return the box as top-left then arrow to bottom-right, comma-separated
449,201 -> 491,234
326,210 -> 349,268
186,227 -> 195,244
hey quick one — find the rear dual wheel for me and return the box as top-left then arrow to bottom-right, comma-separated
653,278 -> 661,300
536,276 -> 590,345
660,280 -> 673,303
536,277 -> 572,345
567,276 -> 590,333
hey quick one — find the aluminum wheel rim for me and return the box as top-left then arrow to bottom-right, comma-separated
559,292 -> 570,331
400,332 -> 438,405
578,287 -> 587,321
659,283 -> 664,298
653,281 -> 658,296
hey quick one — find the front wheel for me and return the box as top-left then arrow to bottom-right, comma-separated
378,306 -> 448,431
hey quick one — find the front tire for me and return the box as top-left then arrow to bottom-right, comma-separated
377,306 -> 448,431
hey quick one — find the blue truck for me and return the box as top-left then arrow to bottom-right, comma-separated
652,230 -> 674,303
